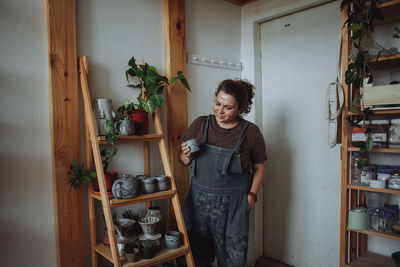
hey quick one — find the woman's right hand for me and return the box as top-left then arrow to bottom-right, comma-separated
179,142 -> 193,165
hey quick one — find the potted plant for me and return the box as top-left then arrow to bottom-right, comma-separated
67,158 -> 97,192
139,239 -> 155,259
125,56 -> 191,133
115,100 -> 135,136
124,242 -> 140,263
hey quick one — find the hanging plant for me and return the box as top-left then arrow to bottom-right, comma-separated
341,0 -> 385,168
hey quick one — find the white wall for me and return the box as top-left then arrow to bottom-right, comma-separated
0,0 -> 56,266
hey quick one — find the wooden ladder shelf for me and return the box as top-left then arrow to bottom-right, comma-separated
79,56 -> 194,267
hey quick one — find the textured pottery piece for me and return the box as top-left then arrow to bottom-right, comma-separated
138,216 -> 160,235
112,174 -> 139,199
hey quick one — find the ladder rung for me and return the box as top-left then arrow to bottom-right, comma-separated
91,189 -> 177,208
95,243 -> 190,267
97,134 -> 164,144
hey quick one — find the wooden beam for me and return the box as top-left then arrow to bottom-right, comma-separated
46,0 -> 85,266
164,0 -> 189,204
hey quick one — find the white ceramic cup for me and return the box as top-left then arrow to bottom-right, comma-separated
185,138 -> 200,153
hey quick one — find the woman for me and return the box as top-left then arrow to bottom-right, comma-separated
179,79 -> 267,267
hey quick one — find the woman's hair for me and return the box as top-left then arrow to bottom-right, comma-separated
215,79 -> 255,115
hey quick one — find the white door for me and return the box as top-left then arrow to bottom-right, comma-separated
260,2 -> 342,266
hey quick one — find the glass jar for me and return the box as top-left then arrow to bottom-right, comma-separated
389,119 -> 400,148
368,208 -> 384,232
352,120 -> 370,143
389,172 -> 400,190
351,152 -> 362,185
360,165 -> 375,185
370,120 -> 390,148
376,168 -> 393,181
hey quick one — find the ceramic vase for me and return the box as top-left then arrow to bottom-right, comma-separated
92,98 -> 115,135
112,174 -> 139,199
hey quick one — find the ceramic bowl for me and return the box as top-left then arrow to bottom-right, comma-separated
165,231 -> 181,249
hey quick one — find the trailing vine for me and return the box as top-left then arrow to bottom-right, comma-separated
341,0 -> 385,168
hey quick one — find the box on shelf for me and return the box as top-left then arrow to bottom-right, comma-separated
361,84 -> 400,110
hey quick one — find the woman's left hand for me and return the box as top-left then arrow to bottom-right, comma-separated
248,195 -> 255,211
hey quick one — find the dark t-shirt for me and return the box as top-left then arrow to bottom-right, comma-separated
184,115 -> 267,172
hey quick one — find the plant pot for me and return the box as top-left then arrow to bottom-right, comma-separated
115,119 -> 135,136
131,109 -> 149,135
164,231 -> 181,249
125,248 -> 140,263
102,230 -> 110,247
112,174 -> 139,199
140,245 -> 154,259
94,171 -> 118,193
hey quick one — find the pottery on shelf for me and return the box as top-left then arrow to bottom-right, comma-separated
139,233 -> 162,252
164,231 -> 181,249
146,206 -> 163,233
138,216 -> 160,236
125,247 -> 140,263
154,175 -> 170,191
115,119 -> 135,136
92,98 -> 115,136
112,174 -> 139,199
141,177 -> 156,194
114,218 -> 137,243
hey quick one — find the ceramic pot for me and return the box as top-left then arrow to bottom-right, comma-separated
102,230 -> 110,247
92,98 -> 115,135
140,245 -> 154,259
112,174 -> 139,199
146,206 -> 163,233
114,218 -> 137,243
138,217 -> 160,236
154,175 -> 169,191
131,109 -> 149,135
115,119 -> 135,136
139,233 -> 162,252
164,231 -> 181,249
141,177 -> 156,194
125,248 -> 140,263
94,171 -> 118,192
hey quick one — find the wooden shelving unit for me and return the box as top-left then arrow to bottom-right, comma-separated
340,1 -> 400,267
79,56 -> 194,267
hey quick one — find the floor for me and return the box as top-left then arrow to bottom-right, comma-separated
255,256 -> 293,267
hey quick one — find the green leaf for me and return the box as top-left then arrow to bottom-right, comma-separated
366,136 -> 374,151
171,77 -> 178,84
348,63 -> 355,69
140,98 -> 157,114
350,105 -> 360,113
357,158 -> 368,169
352,30 -> 362,39
153,93 -> 164,108
177,71 -> 191,91
127,83 -> 142,89
350,23 -> 362,32
352,94 -> 363,105
128,57 -> 138,68
133,68 -> 145,79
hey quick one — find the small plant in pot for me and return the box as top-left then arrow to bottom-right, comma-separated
125,56 -> 191,133
115,100 -> 135,136
140,239 -> 155,259
124,242 -> 140,263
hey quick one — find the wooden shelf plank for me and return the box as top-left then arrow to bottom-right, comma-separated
347,147 -> 400,153
375,0 -> 400,26
347,184 -> 400,194
348,109 -> 400,115
345,251 -> 396,267
368,54 -> 400,70
91,189 -> 177,208
95,243 -> 190,267
347,227 -> 400,242
97,134 -> 163,144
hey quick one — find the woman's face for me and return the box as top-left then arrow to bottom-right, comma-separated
213,91 -> 241,126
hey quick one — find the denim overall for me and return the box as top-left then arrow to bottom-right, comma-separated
183,115 -> 252,267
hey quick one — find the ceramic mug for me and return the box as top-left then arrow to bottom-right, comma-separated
185,138 -> 200,153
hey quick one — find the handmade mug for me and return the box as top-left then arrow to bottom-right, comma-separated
185,138 -> 200,153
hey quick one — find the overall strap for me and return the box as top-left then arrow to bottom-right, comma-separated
200,115 -> 211,145
221,120 -> 250,175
